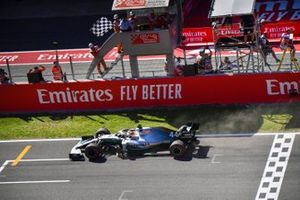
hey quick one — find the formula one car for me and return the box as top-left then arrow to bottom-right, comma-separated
69,123 -> 200,161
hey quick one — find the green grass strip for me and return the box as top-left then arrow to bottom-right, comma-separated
0,104 -> 299,140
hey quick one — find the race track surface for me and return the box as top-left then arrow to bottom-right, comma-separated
0,133 -> 299,200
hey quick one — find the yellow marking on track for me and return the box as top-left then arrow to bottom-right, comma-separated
11,145 -> 31,167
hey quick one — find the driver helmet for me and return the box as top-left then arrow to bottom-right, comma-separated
127,129 -> 140,140
127,129 -> 136,136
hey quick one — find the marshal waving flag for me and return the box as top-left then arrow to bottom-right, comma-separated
90,17 -> 113,37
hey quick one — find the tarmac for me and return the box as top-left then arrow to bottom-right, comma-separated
1,2 -> 300,199
0,133 -> 299,200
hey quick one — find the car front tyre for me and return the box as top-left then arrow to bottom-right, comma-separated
85,143 -> 101,160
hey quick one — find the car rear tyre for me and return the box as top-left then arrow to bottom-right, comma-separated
85,143 -> 101,160
95,128 -> 111,137
170,140 -> 186,158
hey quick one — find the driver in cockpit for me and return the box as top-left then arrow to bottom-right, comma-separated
126,124 -> 144,139
118,125 -> 144,159
127,129 -> 139,140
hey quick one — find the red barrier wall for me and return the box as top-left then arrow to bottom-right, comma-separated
0,72 -> 300,114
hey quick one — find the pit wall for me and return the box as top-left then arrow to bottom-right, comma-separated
0,72 -> 300,114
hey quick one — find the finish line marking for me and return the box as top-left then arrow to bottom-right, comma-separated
0,180 -> 70,185
255,133 -> 295,200
11,145 -> 31,167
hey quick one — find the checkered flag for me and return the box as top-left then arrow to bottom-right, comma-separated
90,17 -> 113,37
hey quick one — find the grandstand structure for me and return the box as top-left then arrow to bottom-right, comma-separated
180,0 -> 300,74
1,0 -> 300,82
209,0 -> 265,73
85,0 -> 300,79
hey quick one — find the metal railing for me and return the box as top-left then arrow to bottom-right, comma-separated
1,57 -> 167,83
1,53 -> 298,84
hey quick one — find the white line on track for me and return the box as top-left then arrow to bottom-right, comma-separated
16,158 -> 70,162
197,132 -> 300,138
0,180 -> 70,185
118,190 -> 133,200
0,159 -> 71,185
0,158 -> 69,175
211,154 -> 223,164
0,132 -> 299,143
0,160 -> 9,174
255,133 -> 295,200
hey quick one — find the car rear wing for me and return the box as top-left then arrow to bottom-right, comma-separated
176,122 -> 200,137
186,122 -> 200,132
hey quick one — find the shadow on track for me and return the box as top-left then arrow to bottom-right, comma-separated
174,145 -> 212,162
88,157 -> 107,164
118,145 -> 212,162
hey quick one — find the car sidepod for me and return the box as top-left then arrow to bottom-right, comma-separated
126,127 -> 174,153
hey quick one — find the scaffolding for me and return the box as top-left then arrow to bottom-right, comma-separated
212,25 -> 266,73
209,0 -> 266,73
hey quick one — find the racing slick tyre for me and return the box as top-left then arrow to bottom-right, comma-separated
95,128 -> 111,137
85,143 -> 101,160
169,140 -> 187,158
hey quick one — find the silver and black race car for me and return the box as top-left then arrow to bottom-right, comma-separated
69,123 -> 200,161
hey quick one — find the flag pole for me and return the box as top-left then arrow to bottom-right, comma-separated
53,41 -> 59,64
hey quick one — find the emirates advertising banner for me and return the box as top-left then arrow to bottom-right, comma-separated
0,49 -> 95,66
131,33 -> 160,44
112,0 -> 170,10
215,23 -> 242,38
181,27 -> 213,45
262,21 -> 300,40
1,72 -> 299,114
